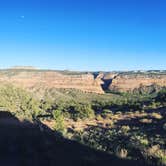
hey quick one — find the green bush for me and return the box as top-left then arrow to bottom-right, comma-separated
0,84 -> 42,119
155,88 -> 166,103
69,103 -> 95,120
52,109 -> 65,133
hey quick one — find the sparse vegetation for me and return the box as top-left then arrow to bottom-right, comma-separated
0,84 -> 42,120
0,82 -> 165,165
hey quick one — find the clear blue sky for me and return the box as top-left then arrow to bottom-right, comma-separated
0,0 -> 165,71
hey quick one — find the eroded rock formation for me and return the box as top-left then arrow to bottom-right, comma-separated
109,74 -> 166,92
0,69 -> 165,94
0,70 -> 104,94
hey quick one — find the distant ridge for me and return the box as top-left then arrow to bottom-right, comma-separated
0,68 -> 165,94
10,66 -> 38,70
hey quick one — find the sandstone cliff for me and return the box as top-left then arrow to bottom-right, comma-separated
0,69 -> 165,94
109,74 -> 166,92
0,70 -> 104,94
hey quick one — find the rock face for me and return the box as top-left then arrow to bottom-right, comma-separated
0,70 -> 104,94
0,69 -> 165,94
109,74 -> 166,92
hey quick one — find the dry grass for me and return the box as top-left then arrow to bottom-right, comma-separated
139,118 -> 153,124
144,145 -> 166,165
150,113 -> 163,119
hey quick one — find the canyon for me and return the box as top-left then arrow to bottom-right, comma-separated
0,69 -> 165,94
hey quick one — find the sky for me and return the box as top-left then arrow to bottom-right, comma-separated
0,0 -> 165,71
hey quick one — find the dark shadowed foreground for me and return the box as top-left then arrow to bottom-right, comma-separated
0,111 -> 149,166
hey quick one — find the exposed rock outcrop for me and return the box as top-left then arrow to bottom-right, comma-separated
0,70 -> 104,94
109,74 -> 166,92
0,69 -> 165,94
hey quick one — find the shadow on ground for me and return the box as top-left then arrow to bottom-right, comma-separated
0,111 -> 149,166
115,107 -> 166,138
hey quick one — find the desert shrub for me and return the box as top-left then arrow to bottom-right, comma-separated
143,145 -> 166,166
120,125 -> 131,133
155,88 -> 166,103
91,100 -> 111,111
149,101 -> 158,109
0,84 -> 42,119
52,109 -> 65,133
139,138 -> 149,146
40,98 -> 54,112
101,109 -> 113,119
68,103 -> 95,120
115,146 -> 128,159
